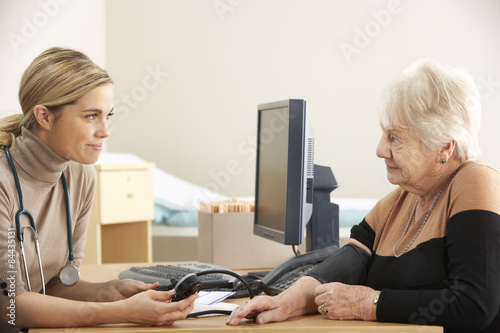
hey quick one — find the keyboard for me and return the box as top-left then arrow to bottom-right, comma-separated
118,262 -> 235,287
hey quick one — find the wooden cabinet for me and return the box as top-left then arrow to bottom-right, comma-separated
82,163 -> 155,265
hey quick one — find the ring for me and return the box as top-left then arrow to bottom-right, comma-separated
319,304 -> 328,315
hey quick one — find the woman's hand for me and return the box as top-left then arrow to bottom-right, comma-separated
226,295 -> 294,326
314,282 -> 377,321
98,278 -> 158,302
118,289 -> 198,325
227,276 -> 321,326
10,287 -> 198,328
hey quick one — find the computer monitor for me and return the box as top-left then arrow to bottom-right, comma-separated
253,99 -> 314,245
253,99 -> 339,251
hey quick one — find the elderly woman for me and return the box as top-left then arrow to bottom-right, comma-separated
227,59 -> 500,332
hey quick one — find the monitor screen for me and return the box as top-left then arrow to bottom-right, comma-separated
253,99 -> 314,245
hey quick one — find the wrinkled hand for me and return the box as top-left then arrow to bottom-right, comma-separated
121,289 -> 198,325
314,282 -> 377,321
98,279 -> 159,302
226,295 -> 293,326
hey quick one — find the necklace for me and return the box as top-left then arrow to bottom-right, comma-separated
393,170 -> 457,258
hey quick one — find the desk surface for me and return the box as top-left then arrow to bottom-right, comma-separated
29,263 -> 443,333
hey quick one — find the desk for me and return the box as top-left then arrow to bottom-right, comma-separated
29,263 -> 443,333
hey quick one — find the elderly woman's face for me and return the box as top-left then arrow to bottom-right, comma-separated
376,125 -> 439,191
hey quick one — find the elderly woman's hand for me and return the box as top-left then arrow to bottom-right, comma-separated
314,282 -> 378,321
226,295 -> 294,326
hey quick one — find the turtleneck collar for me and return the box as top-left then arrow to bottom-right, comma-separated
10,127 -> 70,185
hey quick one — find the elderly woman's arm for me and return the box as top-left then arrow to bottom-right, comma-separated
227,240 -> 373,325
226,275 -> 321,325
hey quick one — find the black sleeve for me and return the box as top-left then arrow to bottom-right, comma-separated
378,210 -> 500,332
350,219 -> 376,251
306,243 -> 371,285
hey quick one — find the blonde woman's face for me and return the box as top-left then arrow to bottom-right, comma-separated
46,83 -> 114,164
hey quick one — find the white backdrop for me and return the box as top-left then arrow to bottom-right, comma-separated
2,0 -> 500,201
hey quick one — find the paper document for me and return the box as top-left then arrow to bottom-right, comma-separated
195,291 -> 235,305
191,302 -> 238,316
190,291 -> 238,317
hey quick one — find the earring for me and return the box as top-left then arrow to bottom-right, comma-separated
440,157 -> 447,164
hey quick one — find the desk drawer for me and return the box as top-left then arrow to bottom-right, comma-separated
98,169 -> 154,224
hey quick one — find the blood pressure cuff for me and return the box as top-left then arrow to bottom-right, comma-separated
306,244 -> 371,285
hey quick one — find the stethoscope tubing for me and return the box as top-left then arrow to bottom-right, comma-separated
4,145 -> 37,243
3,145 -> 78,291
60,172 -> 74,263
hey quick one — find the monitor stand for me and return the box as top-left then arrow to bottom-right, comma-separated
303,164 -> 340,252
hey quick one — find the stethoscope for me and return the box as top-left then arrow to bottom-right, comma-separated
4,146 -> 80,294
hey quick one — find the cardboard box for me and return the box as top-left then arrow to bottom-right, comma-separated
198,212 -> 295,270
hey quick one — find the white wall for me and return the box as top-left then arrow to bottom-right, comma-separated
103,0 -> 500,201
2,0 -> 500,202
0,0 -> 106,114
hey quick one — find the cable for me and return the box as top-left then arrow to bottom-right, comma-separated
187,310 -> 232,318
187,269 -> 256,318
292,245 -> 301,257
196,269 -> 255,299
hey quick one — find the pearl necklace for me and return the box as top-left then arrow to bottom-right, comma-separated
393,171 -> 457,258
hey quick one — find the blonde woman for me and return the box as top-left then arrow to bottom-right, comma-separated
0,48 -> 197,332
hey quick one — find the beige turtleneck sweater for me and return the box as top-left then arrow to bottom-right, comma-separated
0,128 -> 96,307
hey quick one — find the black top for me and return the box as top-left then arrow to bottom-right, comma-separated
309,161 -> 500,333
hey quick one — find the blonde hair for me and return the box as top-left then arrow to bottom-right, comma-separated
0,47 -> 112,147
379,59 -> 481,162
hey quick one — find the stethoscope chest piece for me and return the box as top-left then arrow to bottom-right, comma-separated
59,264 -> 80,286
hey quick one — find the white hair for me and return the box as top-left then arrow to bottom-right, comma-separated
379,59 -> 481,162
